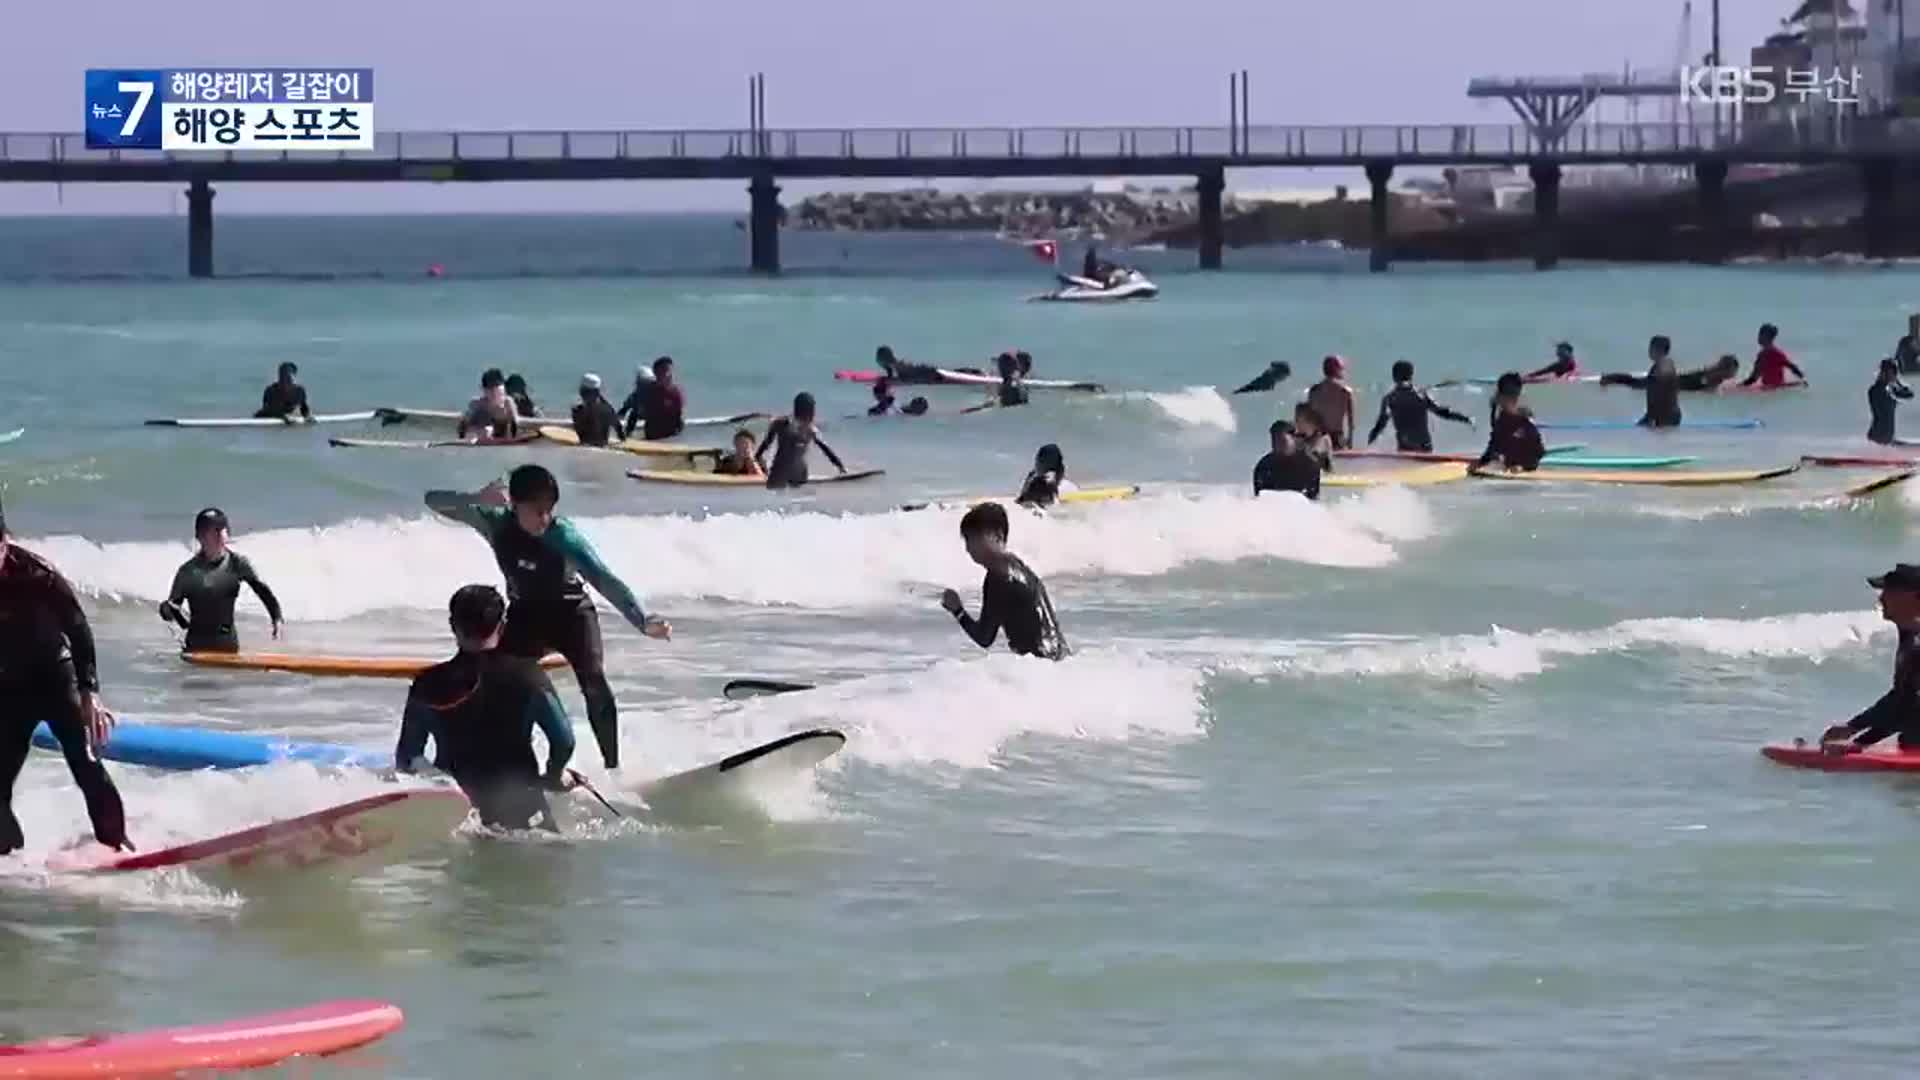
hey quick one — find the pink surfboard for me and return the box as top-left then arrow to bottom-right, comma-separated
0,999 -> 403,1077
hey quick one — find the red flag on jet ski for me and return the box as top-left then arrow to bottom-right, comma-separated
1026,239 -> 1058,264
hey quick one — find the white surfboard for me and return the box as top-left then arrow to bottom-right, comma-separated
145,412 -> 380,428
0,427 -> 22,445
573,729 -> 845,827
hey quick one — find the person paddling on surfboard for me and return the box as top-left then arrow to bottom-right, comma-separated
1743,323 -> 1807,390
713,428 -> 766,477
1470,373 -> 1547,473
425,464 -> 670,770
1597,336 -> 1683,429
457,369 -> 520,442
756,393 -> 847,489
1367,360 -> 1473,453
570,373 -> 621,448
1016,444 -> 1073,509
158,508 -> 283,654
1818,564 -> 1920,754
254,362 -> 312,422
874,345 -> 942,385
1253,419 -> 1322,501
0,496 -> 131,856
395,584 -> 576,832
1869,358 -> 1914,446
939,501 -> 1069,661
1525,342 -> 1580,381
1232,360 -> 1293,395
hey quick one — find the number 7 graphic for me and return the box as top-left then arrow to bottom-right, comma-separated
118,81 -> 153,138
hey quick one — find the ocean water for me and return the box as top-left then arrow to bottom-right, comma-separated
3,213 -> 1920,1076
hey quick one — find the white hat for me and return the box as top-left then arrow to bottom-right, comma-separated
635,366 -> 656,382
580,372 -> 602,390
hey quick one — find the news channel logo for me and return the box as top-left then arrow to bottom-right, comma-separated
84,68 -> 375,151
1677,65 -> 1863,114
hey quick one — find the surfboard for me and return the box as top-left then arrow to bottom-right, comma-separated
1538,455 -> 1698,469
1321,462 -> 1470,488
1534,419 -> 1764,431
627,468 -> 885,487
1846,469 -> 1918,497
1470,464 -> 1799,487
535,425 -> 724,459
833,367 -> 976,385
898,484 -> 1141,512
372,406 -> 465,426
685,412 -> 770,428
1717,381 -> 1809,394
0,428 -> 23,445
182,650 -> 568,678
31,720 -> 384,771
0,999 -> 404,1077
50,790 -> 471,877
585,730 -> 846,825
1333,445 -> 1586,465
721,679 -> 815,700
1437,374 -> 1602,388
1803,454 -> 1920,468
146,411 -> 381,428
328,435 -> 540,449
932,368 -> 1105,392
1761,742 -> 1920,772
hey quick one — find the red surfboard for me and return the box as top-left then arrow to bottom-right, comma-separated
0,999 -> 403,1077
1802,454 -> 1920,468
1761,743 -> 1920,772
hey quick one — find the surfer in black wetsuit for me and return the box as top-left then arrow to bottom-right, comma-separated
940,501 -> 1069,660
570,373 -> 621,447
874,346 -> 942,384
868,378 -> 898,417
504,374 -> 540,419
1367,360 -> 1473,452
1820,564 -> 1920,752
1870,359 -> 1914,445
756,393 -> 847,488
0,497 -> 130,856
1897,316 -> 1920,375
1596,335 -> 1682,428
1472,373 -> 1546,472
1253,419 -> 1322,501
1232,361 -> 1293,395
395,584 -> 576,832
1016,444 -> 1068,508
158,508 -> 283,653
426,465 -> 670,770
457,368 -> 519,441
992,353 -> 1029,408
255,362 -> 312,421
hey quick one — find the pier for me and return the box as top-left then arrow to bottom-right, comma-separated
5,119 -> 1920,275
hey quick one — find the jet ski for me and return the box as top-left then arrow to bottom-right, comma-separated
1032,268 -> 1160,303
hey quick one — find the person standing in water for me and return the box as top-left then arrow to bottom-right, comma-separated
425,464 -> 671,770
756,393 -> 848,488
1598,335 -> 1682,429
1232,360 -> 1293,395
1525,342 -> 1580,381
395,584 -> 576,832
0,497 -> 130,856
158,508 -> 283,653
1253,419 -> 1322,501
1016,444 -> 1072,508
1293,402 -> 1335,471
1869,358 -> 1914,446
255,362 -> 312,421
457,368 -> 520,441
1366,360 -> 1474,452
1472,373 -> 1547,472
504,374 -> 540,419
570,373 -> 621,447
1895,315 -> 1920,375
992,353 -> 1029,408
1743,323 -> 1807,390
1819,564 -> 1920,753
1307,355 -> 1357,449
940,502 -> 1069,660
621,357 -> 685,441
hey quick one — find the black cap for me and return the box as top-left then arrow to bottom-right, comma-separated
193,507 -> 229,535
1869,564 -> 1920,590
1269,419 -> 1297,436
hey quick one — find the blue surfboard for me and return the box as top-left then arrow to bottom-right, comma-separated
32,721 -> 383,771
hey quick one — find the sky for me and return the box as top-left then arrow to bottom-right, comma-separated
0,0 -> 1784,214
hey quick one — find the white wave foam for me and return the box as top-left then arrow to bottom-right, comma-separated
1122,385 -> 1237,432
31,488 -> 1414,618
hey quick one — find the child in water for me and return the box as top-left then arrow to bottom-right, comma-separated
1016,444 -> 1075,508
714,428 -> 765,476
1292,402 -> 1335,471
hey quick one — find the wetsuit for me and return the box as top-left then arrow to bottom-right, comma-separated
756,417 -> 834,489
571,396 -> 621,447
1525,358 -> 1578,381
997,380 -> 1030,408
0,545 -> 127,854
255,382 -> 311,420
425,494 -> 653,769
1870,378 -> 1914,445
868,395 -> 896,417
1476,410 -> 1546,470
954,554 -> 1069,660
1252,449 -> 1322,500
509,391 -> 540,419
621,383 -> 685,441
1016,468 -> 1062,509
1677,367 -> 1735,392
1598,370 -> 1682,428
1368,383 -> 1471,453
1897,335 -> 1920,375
1747,345 -> 1803,388
163,551 -> 282,653
1232,364 -> 1292,394
1836,628 -> 1920,748
395,649 -> 574,831
458,397 -> 518,440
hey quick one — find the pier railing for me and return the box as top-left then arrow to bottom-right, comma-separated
0,121 -> 1903,165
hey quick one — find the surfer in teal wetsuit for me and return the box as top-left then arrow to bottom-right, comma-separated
158,508 -> 284,653
1868,359 -> 1913,445
939,502 -> 1069,661
425,464 -> 671,770
0,497 -> 131,855
395,584 -> 576,832
1819,564 -> 1920,753
755,393 -> 847,488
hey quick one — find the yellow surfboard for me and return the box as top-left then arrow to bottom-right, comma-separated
1321,462 -> 1470,488
537,425 -> 724,460
899,485 -> 1140,512
1470,464 -> 1800,487
182,651 -> 569,678
627,468 -> 885,487
1846,469 -> 1919,498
